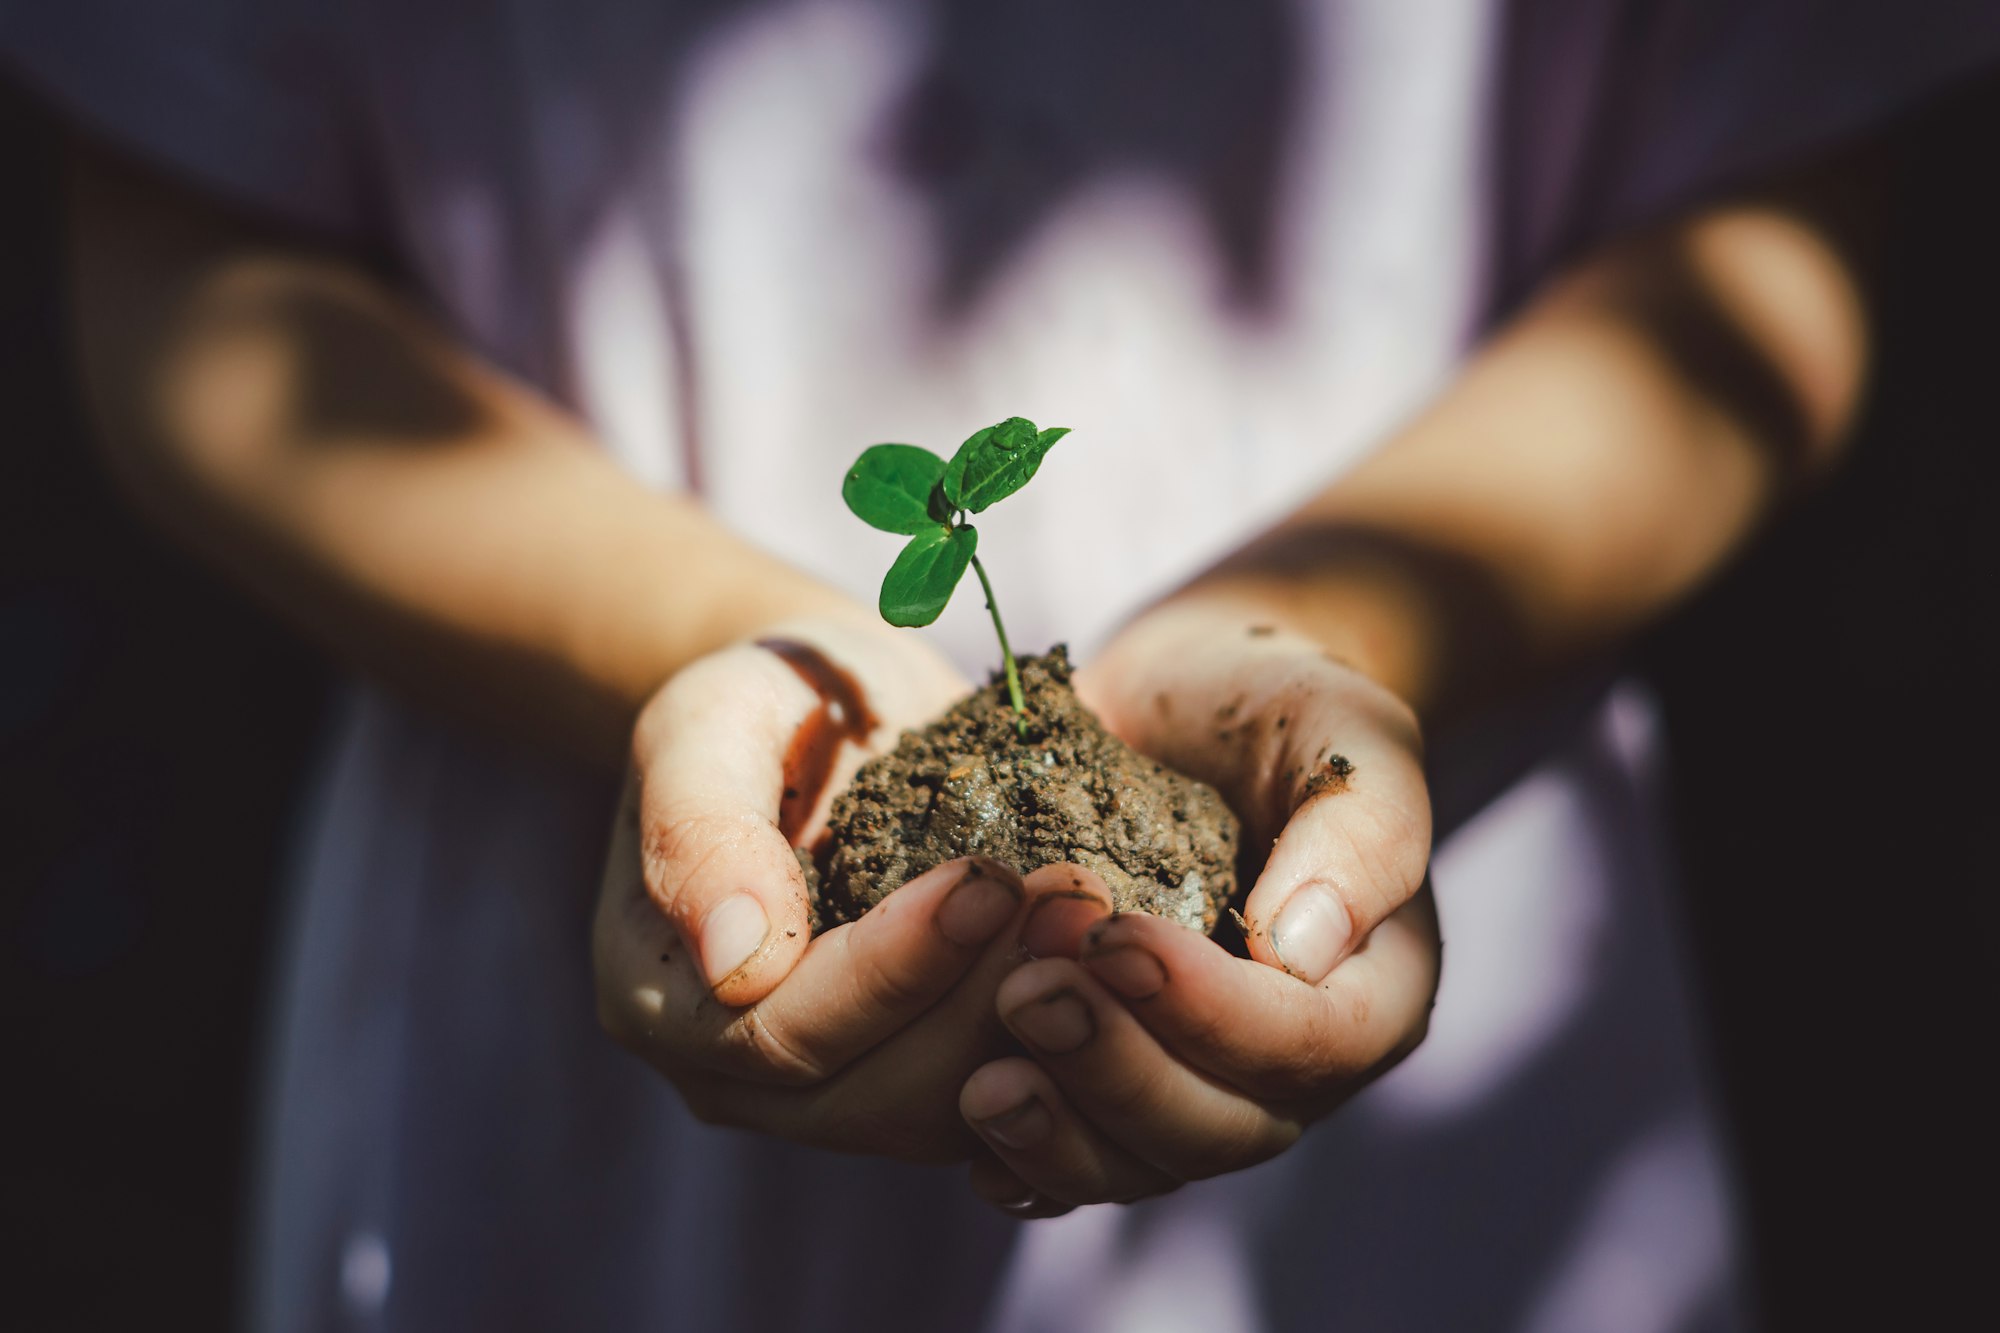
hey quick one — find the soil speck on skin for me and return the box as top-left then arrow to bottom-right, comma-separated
1301,755 -> 1356,801
814,647 -> 1240,934
1248,625 -> 1276,637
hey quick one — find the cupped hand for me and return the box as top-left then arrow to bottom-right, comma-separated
595,616 -> 1070,1162
958,604 -> 1441,1213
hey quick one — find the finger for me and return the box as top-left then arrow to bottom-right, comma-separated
600,852 -> 1024,1086
994,959 -> 1300,1181
633,644 -> 825,1005
961,1058 -> 1178,1206
1240,686 -> 1430,986
716,856 -> 1026,1083
967,1154 -> 1075,1220
1074,625 -> 1430,985
1018,864 -> 1115,959
1078,894 -> 1440,1105
656,870 -> 1096,1160
767,870 -> 1103,1155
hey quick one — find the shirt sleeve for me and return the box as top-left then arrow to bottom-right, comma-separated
1489,0 -> 2000,296
0,0 -> 369,239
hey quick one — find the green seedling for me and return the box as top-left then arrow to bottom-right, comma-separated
843,416 -> 1069,734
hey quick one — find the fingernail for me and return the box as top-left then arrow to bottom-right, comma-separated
937,873 -> 1020,947
1082,947 -> 1166,1000
700,892 -> 770,988
1268,882 -> 1351,985
1021,895 -> 1108,959
976,1097 -> 1053,1151
1007,988 -> 1095,1054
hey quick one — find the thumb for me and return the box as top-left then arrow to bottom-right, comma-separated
632,645 -> 820,1006
1243,694 -> 1430,987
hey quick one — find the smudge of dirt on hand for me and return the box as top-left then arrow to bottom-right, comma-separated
758,638 -> 879,844
1300,754 -> 1355,802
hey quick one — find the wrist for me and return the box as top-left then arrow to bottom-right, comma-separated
565,496 -> 873,722
1115,574 -> 1434,719
694,560 -> 871,656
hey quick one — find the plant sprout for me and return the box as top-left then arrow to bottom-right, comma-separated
843,416 -> 1069,733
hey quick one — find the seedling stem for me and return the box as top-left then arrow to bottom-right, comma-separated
969,552 -> 1027,734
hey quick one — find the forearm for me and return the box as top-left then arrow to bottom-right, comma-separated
66,141 -> 850,762
1165,163 -> 1874,729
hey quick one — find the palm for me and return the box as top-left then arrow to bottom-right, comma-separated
596,615 -> 1092,1164
947,607 -> 1441,1214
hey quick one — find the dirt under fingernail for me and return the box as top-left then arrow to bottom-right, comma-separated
1085,946 -> 1167,1000
1021,894 -> 1107,959
937,875 -> 1020,946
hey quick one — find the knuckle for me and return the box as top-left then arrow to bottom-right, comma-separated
1371,788 -> 1433,888
1179,1110 -> 1299,1181
1336,806 -> 1428,926
845,934 -> 939,1019
1155,994 -> 1337,1106
1245,1003 -> 1358,1099
1163,991 -> 1238,1058
1090,1057 -> 1175,1125
641,806 -> 773,916
1298,996 -> 1363,1080
1339,984 -> 1373,1032
720,1008 -> 829,1086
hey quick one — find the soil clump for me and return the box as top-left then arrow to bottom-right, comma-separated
810,647 -> 1240,933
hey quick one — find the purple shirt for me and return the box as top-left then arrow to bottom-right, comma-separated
6,3 -> 1993,1328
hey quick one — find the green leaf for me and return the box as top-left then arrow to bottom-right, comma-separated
940,419 -> 1033,508
941,417 -> 1069,513
843,444 -> 950,534
880,524 -> 977,627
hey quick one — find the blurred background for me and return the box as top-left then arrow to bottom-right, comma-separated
3,52 -> 1993,1333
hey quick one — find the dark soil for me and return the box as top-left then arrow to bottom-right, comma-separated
809,647 -> 1241,933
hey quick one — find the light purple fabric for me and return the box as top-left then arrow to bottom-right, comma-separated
6,4 -> 1995,1330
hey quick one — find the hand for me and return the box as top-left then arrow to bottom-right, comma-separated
595,616 -> 1084,1161
956,603 -> 1440,1214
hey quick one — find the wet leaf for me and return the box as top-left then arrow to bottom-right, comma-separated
941,417 -> 1068,513
879,524 -> 977,627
